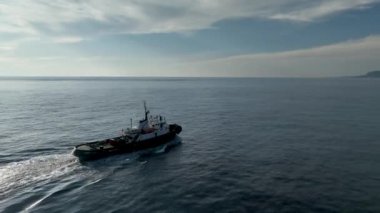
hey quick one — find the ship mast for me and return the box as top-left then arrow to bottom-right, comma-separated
143,101 -> 149,120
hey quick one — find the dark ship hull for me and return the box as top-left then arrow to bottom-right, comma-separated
73,124 -> 182,161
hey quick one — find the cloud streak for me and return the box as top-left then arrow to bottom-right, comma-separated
52,36 -> 85,43
2,36 -> 380,77
183,36 -> 380,77
1,0 -> 379,77
270,0 -> 377,21
1,0 -> 379,38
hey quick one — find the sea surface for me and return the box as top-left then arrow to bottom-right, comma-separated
0,77 -> 379,213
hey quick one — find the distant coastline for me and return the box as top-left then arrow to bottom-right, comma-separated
357,70 -> 380,78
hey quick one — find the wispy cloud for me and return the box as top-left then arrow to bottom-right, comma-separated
184,36 -> 380,77
0,56 -> 17,62
0,44 -> 16,51
2,36 -> 380,77
271,0 -> 377,21
1,0 -> 379,77
0,0 -> 379,39
52,36 -> 85,43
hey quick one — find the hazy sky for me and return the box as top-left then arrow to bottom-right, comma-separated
1,0 -> 380,77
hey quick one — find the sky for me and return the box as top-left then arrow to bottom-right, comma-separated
1,0 -> 380,77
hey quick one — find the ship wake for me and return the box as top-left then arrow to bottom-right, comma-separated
0,154 -> 80,199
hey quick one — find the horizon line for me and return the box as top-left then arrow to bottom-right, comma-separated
0,75 -> 357,80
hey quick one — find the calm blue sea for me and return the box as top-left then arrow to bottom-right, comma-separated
0,77 -> 379,213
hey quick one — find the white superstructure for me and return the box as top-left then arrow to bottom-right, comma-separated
133,102 -> 170,141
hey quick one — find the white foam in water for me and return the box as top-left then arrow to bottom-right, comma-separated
22,181 -> 73,213
154,144 -> 168,154
0,154 -> 79,197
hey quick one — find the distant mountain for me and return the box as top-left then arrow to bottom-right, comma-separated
359,71 -> 380,78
